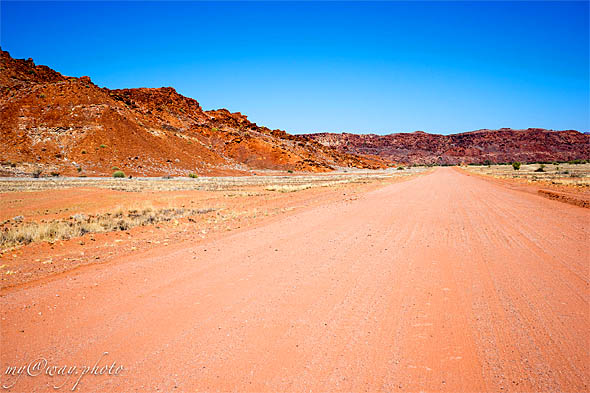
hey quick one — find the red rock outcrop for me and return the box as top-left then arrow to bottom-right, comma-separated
304,129 -> 589,165
0,49 -> 386,177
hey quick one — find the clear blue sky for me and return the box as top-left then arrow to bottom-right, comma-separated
1,1 -> 588,134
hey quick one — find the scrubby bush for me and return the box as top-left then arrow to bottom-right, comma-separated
512,162 -> 521,170
100,144 -> 107,148
567,159 -> 586,165
81,150 -> 87,154
32,169 -> 42,178
188,173 -> 198,178
113,170 -> 125,178
50,172 -> 60,177
534,164 -> 545,172
112,166 -> 119,170
397,166 -> 404,170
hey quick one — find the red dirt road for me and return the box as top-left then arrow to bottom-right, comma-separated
1,168 -> 588,392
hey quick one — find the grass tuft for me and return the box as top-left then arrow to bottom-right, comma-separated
265,184 -> 312,193
0,206 -> 216,248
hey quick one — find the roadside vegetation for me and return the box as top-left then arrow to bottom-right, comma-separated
0,206 -> 215,249
0,167 -> 429,193
265,184 -> 313,193
463,162 -> 590,187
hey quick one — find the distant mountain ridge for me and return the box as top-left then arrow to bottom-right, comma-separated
303,128 -> 589,165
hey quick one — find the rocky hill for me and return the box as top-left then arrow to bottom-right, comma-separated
304,129 -> 589,165
2,50 -> 587,175
0,50 -> 386,177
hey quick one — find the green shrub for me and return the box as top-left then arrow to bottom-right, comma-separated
534,164 -> 545,172
76,167 -> 82,172
112,166 -> 119,170
287,170 -> 293,173
39,94 -> 46,99
81,150 -> 87,154
50,171 -> 60,177
188,173 -> 198,178
113,170 -> 125,178
512,162 -> 521,170
397,166 -> 404,170
100,144 -> 107,148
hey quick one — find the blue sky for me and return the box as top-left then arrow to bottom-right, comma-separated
1,1 -> 588,134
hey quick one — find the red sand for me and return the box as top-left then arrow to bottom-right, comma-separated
1,168 -> 588,392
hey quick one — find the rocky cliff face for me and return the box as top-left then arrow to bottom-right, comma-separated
0,50 -> 386,177
304,129 -> 589,165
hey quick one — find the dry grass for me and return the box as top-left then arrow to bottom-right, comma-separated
0,167 -> 429,193
0,206 -> 215,249
265,184 -> 313,193
463,163 -> 590,187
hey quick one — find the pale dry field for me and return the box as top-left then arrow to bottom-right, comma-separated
0,167 -> 426,193
463,162 -> 590,187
